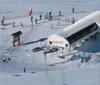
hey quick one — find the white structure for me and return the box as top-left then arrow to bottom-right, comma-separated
48,11 -> 100,50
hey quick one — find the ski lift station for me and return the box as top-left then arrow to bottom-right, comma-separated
48,11 -> 100,50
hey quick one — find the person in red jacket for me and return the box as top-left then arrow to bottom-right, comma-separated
29,8 -> 32,16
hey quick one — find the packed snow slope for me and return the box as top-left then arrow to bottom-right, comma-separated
0,0 -> 100,85
0,63 -> 100,85
0,11 -> 100,73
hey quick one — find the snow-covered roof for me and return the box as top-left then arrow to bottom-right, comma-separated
58,11 -> 100,38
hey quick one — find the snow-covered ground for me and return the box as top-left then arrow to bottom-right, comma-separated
0,63 -> 100,85
0,11 -> 99,73
0,0 -> 100,85
0,0 -> 100,18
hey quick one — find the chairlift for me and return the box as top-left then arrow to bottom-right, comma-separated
2,56 -> 11,63
32,47 -> 43,52
43,47 -> 59,54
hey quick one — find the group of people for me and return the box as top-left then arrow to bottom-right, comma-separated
0,8 -> 62,27
29,10 -> 62,26
45,11 -> 52,20
45,11 -> 62,20
0,8 -> 75,27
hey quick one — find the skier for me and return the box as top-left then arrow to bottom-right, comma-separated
72,8 -> 75,13
1,20 -> 4,26
31,16 -> 33,22
35,18 -> 37,24
30,16 -> 33,26
59,11 -> 62,16
49,11 -> 52,20
72,18 -> 75,24
24,67 -> 26,73
39,14 -> 42,20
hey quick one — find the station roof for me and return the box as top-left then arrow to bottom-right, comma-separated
58,11 -> 100,38
11,31 -> 22,37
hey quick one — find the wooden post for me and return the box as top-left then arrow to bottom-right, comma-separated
50,24 -> 53,29
24,67 -> 26,73
59,11 -> 61,16
31,21 -> 33,27
13,36 -> 15,47
58,19 -> 60,26
31,16 -> 33,26
18,36 -> 20,45
65,18 -> 67,22
12,21 -> 15,28
13,41 -> 15,47
72,8 -> 75,13
11,31 -> 22,47
72,18 -> 75,24
20,22 -> 23,28
39,14 -> 42,20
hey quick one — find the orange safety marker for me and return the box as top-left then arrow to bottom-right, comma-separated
31,21 -> 33,27
28,8 -> 32,16
3,16 -> 5,21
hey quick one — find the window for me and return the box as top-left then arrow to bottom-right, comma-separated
49,41 -> 52,44
66,23 -> 98,44
66,44 -> 68,47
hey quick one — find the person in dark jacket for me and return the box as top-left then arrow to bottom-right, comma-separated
39,14 -> 42,20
